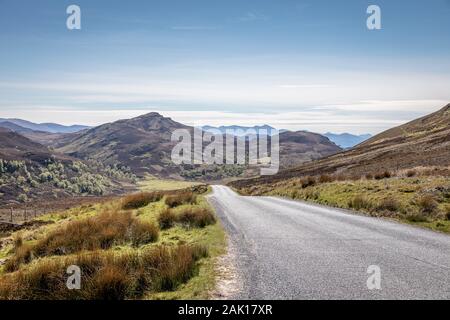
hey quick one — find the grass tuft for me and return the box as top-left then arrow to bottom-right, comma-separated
348,195 -> 372,210
0,244 -> 208,300
158,207 -> 216,229
121,192 -> 164,210
177,207 -> 217,228
374,170 -> 392,180
158,208 -> 177,230
416,195 -> 438,214
4,210 -> 159,272
164,192 -> 197,208
377,197 -> 400,212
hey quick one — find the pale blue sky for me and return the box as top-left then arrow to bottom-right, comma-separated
0,0 -> 449,133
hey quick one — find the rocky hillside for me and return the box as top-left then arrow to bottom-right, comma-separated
231,103 -> 450,188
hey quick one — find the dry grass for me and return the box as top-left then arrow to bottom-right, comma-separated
300,176 -> 316,188
374,170 -> 392,180
164,192 -> 197,208
444,205 -> 450,221
416,195 -> 438,214
348,195 -> 373,210
158,208 -> 177,230
177,207 -> 217,228
377,197 -> 400,212
406,213 -> 428,223
5,210 -> 159,272
406,169 -> 416,177
0,244 -> 208,300
121,192 -> 164,210
158,207 -> 216,229
318,174 -> 335,183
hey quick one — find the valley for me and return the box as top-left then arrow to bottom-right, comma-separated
0,112 -> 342,207
0,103 -> 449,300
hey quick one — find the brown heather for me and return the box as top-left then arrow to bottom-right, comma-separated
4,209 -> 159,272
0,244 -> 208,300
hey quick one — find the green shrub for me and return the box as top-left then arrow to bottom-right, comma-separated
17,194 -> 28,203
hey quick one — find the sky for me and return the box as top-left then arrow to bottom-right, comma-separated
0,0 -> 449,134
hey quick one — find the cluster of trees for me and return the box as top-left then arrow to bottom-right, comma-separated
181,164 -> 245,180
0,158 -> 137,202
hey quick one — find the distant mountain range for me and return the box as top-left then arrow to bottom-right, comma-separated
201,125 -> 287,136
0,118 -> 89,133
55,113 -> 341,177
323,133 -> 372,148
202,125 -> 370,148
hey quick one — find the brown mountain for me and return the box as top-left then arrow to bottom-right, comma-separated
56,113 -> 190,178
231,103 -> 450,187
0,128 -> 56,162
55,112 -> 341,178
279,130 -> 341,168
0,121 -> 73,147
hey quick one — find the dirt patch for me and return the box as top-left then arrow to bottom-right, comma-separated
210,237 -> 242,299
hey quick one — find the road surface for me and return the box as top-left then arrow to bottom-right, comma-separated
207,185 -> 450,299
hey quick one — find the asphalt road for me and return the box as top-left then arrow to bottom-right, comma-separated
207,185 -> 450,299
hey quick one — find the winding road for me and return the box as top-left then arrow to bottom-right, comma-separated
207,185 -> 450,299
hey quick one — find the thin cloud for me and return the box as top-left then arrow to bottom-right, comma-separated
238,12 -> 269,22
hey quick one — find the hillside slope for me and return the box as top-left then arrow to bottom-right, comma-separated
232,103 -> 450,187
279,131 -> 341,168
0,129 -> 135,205
56,112 -> 190,178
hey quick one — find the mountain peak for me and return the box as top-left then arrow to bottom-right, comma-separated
135,112 -> 164,119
